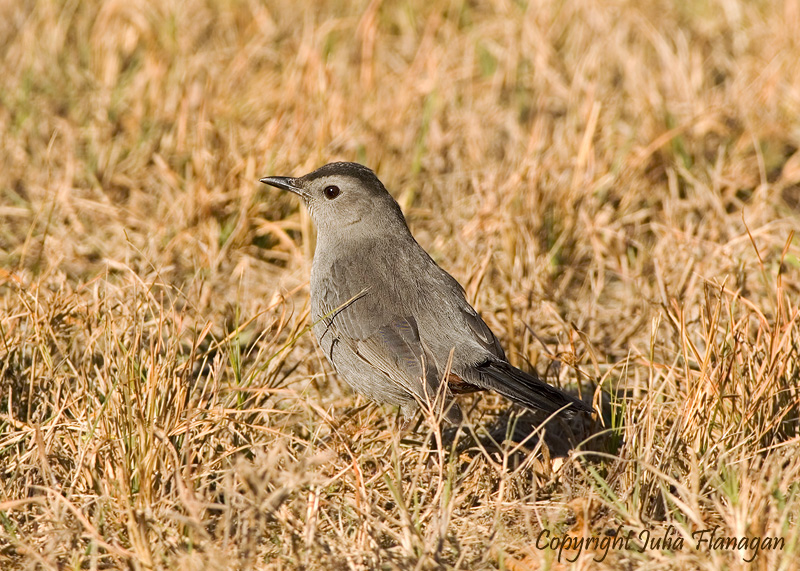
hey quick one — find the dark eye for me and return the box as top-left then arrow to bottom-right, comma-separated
323,185 -> 340,199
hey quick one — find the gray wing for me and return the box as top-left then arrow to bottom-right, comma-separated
355,317 -> 441,403
415,261 -> 508,364
459,303 -> 506,360
313,257 -> 446,408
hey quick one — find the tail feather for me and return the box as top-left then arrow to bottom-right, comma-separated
474,359 -> 592,415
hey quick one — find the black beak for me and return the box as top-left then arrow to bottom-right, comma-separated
259,176 -> 305,197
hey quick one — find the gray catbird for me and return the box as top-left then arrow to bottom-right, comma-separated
261,162 -> 592,423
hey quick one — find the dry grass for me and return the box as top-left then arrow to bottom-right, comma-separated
1,0 -> 799,569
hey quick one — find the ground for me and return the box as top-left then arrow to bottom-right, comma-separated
1,0 -> 799,569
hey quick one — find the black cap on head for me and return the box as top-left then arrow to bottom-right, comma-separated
303,162 -> 385,191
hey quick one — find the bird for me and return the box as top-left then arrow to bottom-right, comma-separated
260,162 -> 592,424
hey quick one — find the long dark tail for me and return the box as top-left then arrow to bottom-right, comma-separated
474,359 -> 592,415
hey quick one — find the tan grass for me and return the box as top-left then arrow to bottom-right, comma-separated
1,0 -> 799,569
